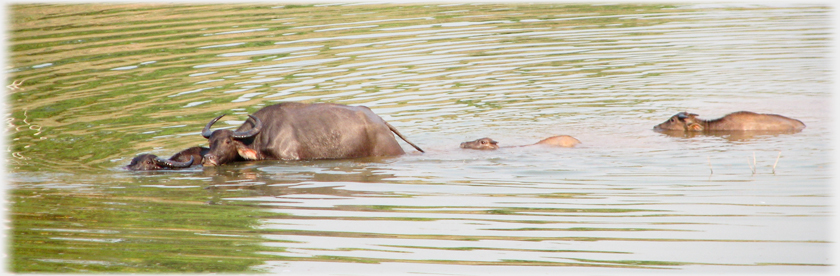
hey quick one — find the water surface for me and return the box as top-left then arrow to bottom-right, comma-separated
7,3 -> 833,274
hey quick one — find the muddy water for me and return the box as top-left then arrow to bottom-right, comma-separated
7,3 -> 833,274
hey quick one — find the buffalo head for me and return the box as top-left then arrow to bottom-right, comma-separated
127,154 -> 194,170
201,114 -> 262,166
654,112 -> 702,131
460,137 -> 499,150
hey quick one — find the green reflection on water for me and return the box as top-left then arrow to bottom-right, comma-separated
11,181 -> 281,272
8,2 -> 831,273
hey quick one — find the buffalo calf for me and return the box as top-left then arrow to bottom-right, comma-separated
654,111 -> 805,132
460,135 -> 581,150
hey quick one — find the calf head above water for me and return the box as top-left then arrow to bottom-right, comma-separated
460,137 -> 500,150
201,114 -> 262,166
654,112 -> 702,131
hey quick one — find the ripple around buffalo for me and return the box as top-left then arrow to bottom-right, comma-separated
128,107 -> 805,170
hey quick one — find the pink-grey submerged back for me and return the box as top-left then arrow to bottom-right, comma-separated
460,135 -> 580,150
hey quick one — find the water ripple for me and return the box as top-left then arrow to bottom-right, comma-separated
8,3 -> 831,274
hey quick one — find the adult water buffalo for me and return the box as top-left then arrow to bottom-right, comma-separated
654,111 -> 805,132
126,146 -> 208,171
460,135 -> 581,150
201,102 -> 424,166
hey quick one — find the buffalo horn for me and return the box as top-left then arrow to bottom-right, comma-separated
202,114 -> 226,138
232,115 -> 262,139
153,156 -> 194,168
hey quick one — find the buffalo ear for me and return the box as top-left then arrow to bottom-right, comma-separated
237,147 -> 259,160
687,123 -> 703,131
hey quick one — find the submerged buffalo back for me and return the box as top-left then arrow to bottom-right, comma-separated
708,111 -> 805,131
534,135 -> 581,147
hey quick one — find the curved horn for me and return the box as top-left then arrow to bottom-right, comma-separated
153,156 -> 194,168
202,114 -> 226,138
677,112 -> 688,119
232,115 -> 262,139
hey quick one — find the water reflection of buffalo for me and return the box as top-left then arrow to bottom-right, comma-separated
201,102 -> 424,166
126,146 -> 208,170
654,111 -> 805,132
460,135 -> 581,150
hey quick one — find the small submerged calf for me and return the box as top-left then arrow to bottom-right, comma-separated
460,135 -> 581,150
654,111 -> 805,132
126,146 -> 208,171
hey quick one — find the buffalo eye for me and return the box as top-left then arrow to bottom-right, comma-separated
480,140 -> 487,145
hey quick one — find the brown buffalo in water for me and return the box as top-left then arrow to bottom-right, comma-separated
654,111 -> 805,132
201,102 -> 424,166
460,135 -> 581,150
126,146 -> 208,171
